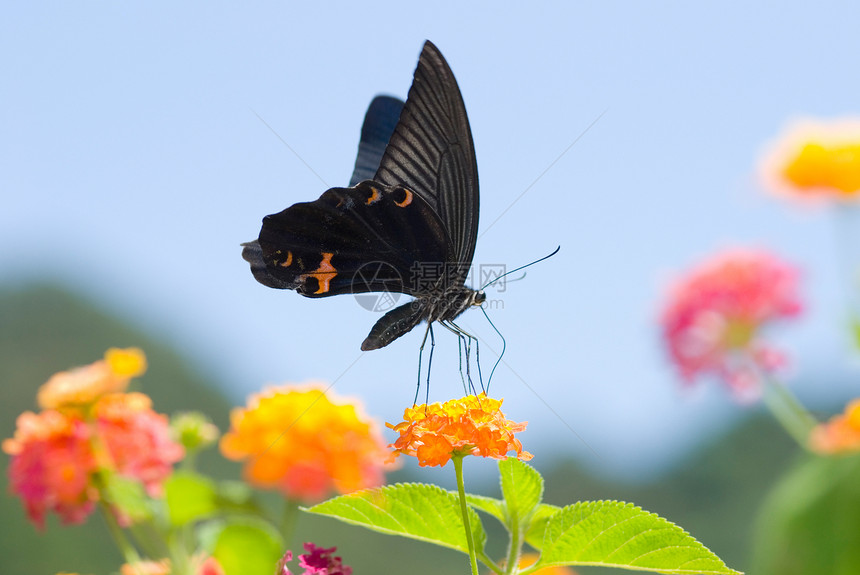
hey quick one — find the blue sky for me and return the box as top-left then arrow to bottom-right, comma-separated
4,2 -> 860,479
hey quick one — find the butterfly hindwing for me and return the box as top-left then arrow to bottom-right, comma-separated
244,181 -> 455,298
375,40 -> 479,279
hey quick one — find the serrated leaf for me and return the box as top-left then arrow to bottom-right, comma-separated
308,483 -> 486,555
499,458 -> 543,525
165,470 -> 218,526
524,503 -> 562,550
535,501 -> 740,574
211,518 -> 283,575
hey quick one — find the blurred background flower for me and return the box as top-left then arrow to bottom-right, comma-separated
93,392 -> 184,497
760,118 -> 860,201
277,544 -> 351,575
3,410 -> 98,529
659,249 -> 802,401
37,348 -> 147,410
3,349 -> 183,528
220,383 -> 389,503
809,398 -> 860,454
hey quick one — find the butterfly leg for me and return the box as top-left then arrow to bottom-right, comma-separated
442,321 -> 482,396
415,321 -> 435,406
449,320 -> 483,394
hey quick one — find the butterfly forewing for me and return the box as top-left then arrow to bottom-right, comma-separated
375,40 -> 479,280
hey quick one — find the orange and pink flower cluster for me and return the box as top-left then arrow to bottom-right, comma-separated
2,348 -> 183,528
660,250 -> 802,400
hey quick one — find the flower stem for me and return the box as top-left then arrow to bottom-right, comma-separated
763,378 -> 817,449
99,501 -> 140,565
281,497 -> 301,545
453,455 -> 480,575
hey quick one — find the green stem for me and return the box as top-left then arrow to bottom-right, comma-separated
453,455 -> 480,575
281,497 -> 301,545
99,500 -> 140,566
763,378 -> 818,449
504,509 -> 523,575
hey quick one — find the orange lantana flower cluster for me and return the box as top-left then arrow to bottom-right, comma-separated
2,348 -> 183,528
388,394 -> 532,467
761,118 -> 860,200
220,383 -> 389,503
809,398 -> 860,454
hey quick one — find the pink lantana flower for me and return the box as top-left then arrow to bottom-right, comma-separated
660,249 -> 802,400
93,392 -> 184,497
277,544 -> 352,575
2,410 -> 99,529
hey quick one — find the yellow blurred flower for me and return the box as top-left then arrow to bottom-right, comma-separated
809,398 -> 860,454
513,553 -> 577,574
220,383 -> 389,503
388,394 -> 532,467
37,348 -> 147,409
761,118 -> 860,200
120,555 -> 223,575
106,347 -> 147,378
120,560 -> 171,575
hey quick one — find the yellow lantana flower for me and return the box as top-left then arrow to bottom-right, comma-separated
220,383 -> 389,503
761,118 -> 860,200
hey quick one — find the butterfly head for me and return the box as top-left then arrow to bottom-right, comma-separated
473,290 -> 487,307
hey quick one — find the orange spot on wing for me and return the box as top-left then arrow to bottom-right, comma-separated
308,252 -> 337,294
366,187 -> 381,205
395,189 -> 413,207
279,251 -> 293,267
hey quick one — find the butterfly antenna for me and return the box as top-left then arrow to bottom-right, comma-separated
505,271 -> 528,284
481,246 -> 561,290
480,305 -> 506,391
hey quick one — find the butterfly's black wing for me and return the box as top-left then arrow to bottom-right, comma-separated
243,181 -> 455,298
374,40 -> 479,281
349,96 -> 404,187
244,41 -> 479,352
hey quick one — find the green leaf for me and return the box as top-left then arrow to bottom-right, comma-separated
308,483 -> 486,555
534,500 -> 740,574
752,454 -> 860,575
211,517 -> 284,575
499,458 -> 544,525
524,503 -> 562,550
102,473 -> 151,522
465,493 -> 506,524
165,470 -> 218,526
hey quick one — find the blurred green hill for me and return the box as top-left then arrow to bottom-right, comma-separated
0,284 -> 800,574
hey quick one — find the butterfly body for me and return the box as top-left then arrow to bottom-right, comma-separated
244,41 -> 482,351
